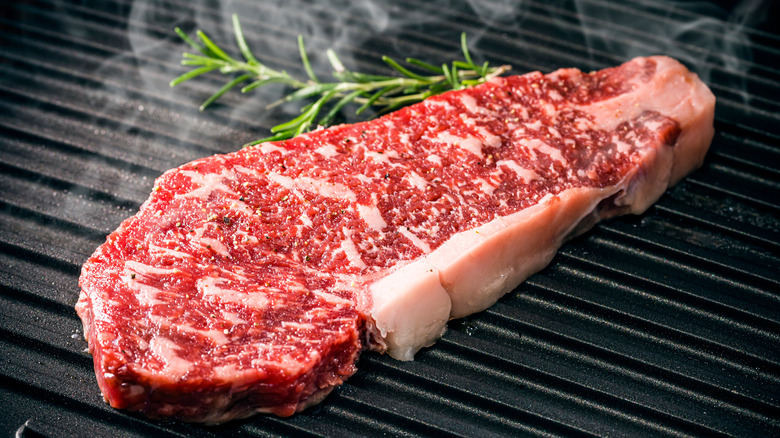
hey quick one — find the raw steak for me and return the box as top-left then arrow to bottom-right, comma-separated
76,56 -> 715,422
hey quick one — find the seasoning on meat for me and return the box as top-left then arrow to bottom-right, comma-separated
76,56 -> 715,423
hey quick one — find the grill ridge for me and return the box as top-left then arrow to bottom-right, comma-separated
1,0 -> 778,436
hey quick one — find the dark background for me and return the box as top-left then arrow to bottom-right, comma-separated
1,0 -> 778,436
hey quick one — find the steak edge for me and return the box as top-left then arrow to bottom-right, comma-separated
76,56 -> 715,422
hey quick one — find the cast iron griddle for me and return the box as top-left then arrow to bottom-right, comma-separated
1,0 -> 778,436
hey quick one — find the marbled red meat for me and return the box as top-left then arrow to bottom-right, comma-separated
76,56 -> 715,422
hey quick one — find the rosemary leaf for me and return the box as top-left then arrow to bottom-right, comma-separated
271,105 -> 318,133
249,132 -> 289,146
232,15 -> 258,65
405,58 -> 443,74
452,61 -> 473,70
382,56 -> 431,81
356,85 -> 395,115
170,65 -> 221,87
200,73 -> 253,111
460,32 -> 475,67
181,52 -> 219,63
241,77 -> 294,93
442,63 -> 454,87
197,30 -> 236,63
451,64 -> 461,89
299,35 -> 319,83
320,89 -> 364,125
326,49 -> 345,73
377,94 -> 420,115
181,55 -> 224,67
175,27 -> 209,56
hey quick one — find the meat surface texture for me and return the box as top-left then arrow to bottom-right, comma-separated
76,56 -> 715,423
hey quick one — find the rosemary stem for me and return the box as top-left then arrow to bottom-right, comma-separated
171,15 -> 511,144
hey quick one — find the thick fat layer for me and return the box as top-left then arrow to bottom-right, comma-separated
78,56 -> 715,421
371,56 -> 714,359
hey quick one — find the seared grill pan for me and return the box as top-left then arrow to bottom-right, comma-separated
1,0 -> 779,436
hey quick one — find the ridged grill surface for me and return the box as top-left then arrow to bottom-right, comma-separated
1,0 -> 778,436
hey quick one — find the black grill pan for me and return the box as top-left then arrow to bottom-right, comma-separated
1,0 -> 778,436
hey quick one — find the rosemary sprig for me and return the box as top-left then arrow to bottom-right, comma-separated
171,15 -> 511,146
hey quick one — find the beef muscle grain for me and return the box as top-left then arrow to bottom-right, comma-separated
76,56 -> 715,422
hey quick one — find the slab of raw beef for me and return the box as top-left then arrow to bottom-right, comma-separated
76,56 -> 715,422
